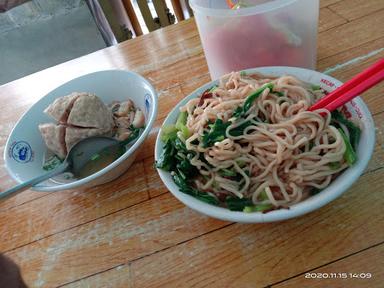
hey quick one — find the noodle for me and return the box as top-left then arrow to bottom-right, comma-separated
159,72 -> 356,211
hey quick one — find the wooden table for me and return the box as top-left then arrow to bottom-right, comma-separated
0,0 -> 383,287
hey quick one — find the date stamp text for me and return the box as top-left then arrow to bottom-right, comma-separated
305,273 -> 372,279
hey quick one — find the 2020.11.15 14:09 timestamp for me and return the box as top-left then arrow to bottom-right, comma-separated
305,273 -> 372,279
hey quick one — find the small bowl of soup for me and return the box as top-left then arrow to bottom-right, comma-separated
4,70 -> 158,191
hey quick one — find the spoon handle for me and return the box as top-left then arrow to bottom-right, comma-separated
0,162 -> 69,200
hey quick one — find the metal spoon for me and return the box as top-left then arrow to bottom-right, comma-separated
0,136 -> 124,200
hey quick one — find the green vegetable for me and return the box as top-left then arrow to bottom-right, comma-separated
219,168 -> 237,177
232,106 -> 243,118
202,119 -> 230,148
229,120 -> 253,137
272,91 -> 285,97
308,140 -> 315,150
331,110 -> 361,150
310,188 -> 322,195
243,204 -> 274,213
175,111 -> 190,139
161,112 -> 190,142
176,157 -> 197,178
160,125 -> 178,142
232,83 -> 273,118
198,152 -> 213,168
328,161 -> 341,170
173,173 -> 218,205
338,128 -> 357,166
311,84 -> 321,91
120,126 -> 142,147
258,190 -> 269,201
42,155 -> 62,171
175,111 -> 187,129
89,143 -> 126,168
226,197 -> 253,211
243,83 -> 274,113
156,137 -> 193,171
174,137 -> 188,153
179,125 -> 190,139
156,140 -> 176,171
236,160 -> 246,167
212,180 -> 220,190
157,130 -> 216,205
79,125 -> 134,171
90,154 -> 100,161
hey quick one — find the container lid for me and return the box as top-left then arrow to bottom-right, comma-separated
189,0 -> 298,17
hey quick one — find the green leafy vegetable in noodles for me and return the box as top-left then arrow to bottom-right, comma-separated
229,120 -> 253,137
243,83 -> 274,113
202,119 -> 231,148
156,140 -> 175,171
272,90 -> 284,97
175,111 -> 190,139
338,128 -> 357,166
233,83 -> 274,118
258,190 -> 269,201
156,128 -> 217,205
219,168 -> 237,177
328,162 -> 341,170
311,84 -> 321,91
226,197 -> 253,211
310,188 -> 322,195
243,204 -> 274,213
232,106 -> 244,118
160,125 -> 178,142
173,173 -> 218,205
161,111 -> 191,142
331,110 -> 361,150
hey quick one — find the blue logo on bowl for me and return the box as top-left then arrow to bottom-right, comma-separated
10,141 -> 33,163
145,93 -> 151,115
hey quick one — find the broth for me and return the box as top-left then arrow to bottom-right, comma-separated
75,144 -> 126,179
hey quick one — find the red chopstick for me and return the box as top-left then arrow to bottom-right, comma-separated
309,58 -> 384,112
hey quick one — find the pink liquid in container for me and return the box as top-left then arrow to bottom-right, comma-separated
189,0 -> 320,80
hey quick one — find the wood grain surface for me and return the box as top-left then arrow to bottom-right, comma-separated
0,0 -> 383,287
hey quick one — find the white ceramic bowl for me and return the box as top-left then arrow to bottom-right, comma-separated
5,70 -> 158,191
155,66 -> 375,223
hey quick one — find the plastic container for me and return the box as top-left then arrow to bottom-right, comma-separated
189,0 -> 320,80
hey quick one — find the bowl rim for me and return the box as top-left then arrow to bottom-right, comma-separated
4,69 -> 158,192
155,66 -> 375,223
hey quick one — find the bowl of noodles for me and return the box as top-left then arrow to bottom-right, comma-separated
155,67 -> 375,223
